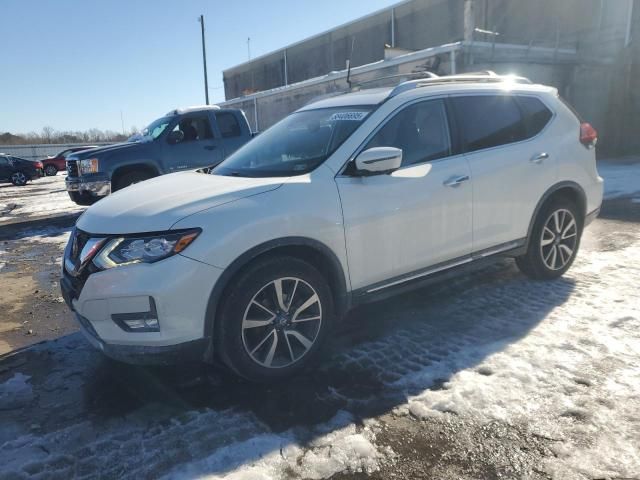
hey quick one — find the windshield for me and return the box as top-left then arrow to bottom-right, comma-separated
214,106 -> 373,177
136,116 -> 172,142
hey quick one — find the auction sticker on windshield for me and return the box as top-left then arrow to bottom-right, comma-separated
329,112 -> 368,121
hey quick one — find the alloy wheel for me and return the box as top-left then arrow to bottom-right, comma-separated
242,277 -> 322,369
540,208 -> 578,270
11,172 -> 26,185
45,165 -> 58,176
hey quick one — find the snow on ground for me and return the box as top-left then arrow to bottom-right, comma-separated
598,157 -> 640,200
0,226 -> 70,273
0,174 -> 84,224
398,240 -> 640,479
0,159 -> 638,479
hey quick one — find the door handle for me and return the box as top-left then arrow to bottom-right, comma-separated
204,145 -> 217,151
530,152 -> 549,164
443,175 -> 470,187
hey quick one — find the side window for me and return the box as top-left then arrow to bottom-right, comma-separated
517,96 -> 553,137
452,95 -> 527,153
0,157 -> 8,166
170,115 -> 214,143
216,112 -> 242,138
364,99 -> 451,167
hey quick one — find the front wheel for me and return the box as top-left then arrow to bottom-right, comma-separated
112,170 -> 154,192
11,171 -> 28,186
216,256 -> 334,382
68,191 -> 99,206
516,198 -> 582,280
44,164 -> 58,176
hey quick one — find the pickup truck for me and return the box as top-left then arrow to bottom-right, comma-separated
65,105 -> 253,205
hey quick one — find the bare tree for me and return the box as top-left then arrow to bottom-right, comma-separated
41,126 -> 55,144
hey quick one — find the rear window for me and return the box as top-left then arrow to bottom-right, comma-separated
517,96 -> 553,137
451,95 -> 527,153
216,112 -> 242,138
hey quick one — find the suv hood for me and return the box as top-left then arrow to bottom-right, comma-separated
76,172 -> 284,234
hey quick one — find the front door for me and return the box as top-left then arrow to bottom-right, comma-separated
336,99 -> 473,291
163,113 -> 223,171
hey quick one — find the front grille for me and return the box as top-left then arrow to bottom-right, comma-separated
66,160 -> 79,177
64,228 -> 97,301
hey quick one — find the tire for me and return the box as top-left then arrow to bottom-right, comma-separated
112,170 -> 154,192
68,191 -> 99,206
516,197 -> 583,280
216,256 -> 334,382
10,171 -> 28,186
44,164 -> 58,176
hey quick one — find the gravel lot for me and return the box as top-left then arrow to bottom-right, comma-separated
0,160 -> 638,479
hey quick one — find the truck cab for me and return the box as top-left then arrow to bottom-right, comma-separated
65,105 -> 253,205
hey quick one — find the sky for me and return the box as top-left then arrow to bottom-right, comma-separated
0,0 -> 399,134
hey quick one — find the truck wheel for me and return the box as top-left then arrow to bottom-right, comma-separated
516,197 -> 582,280
68,191 -> 98,206
216,256 -> 334,383
11,171 -> 28,186
112,171 -> 154,192
44,164 -> 58,176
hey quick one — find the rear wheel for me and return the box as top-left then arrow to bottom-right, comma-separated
11,171 -> 28,186
112,170 -> 154,192
516,198 -> 582,280
216,256 -> 334,382
44,164 -> 58,176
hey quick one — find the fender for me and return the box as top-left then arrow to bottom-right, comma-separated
524,181 -> 587,250
202,236 -> 350,349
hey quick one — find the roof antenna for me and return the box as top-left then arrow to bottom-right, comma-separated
346,36 -> 355,90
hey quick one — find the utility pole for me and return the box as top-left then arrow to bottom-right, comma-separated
198,15 -> 210,105
120,110 -> 125,136
247,37 -> 251,61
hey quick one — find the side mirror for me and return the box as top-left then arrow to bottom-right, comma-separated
167,130 -> 184,145
354,147 -> 402,175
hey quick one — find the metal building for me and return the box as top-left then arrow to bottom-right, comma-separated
221,0 -> 638,154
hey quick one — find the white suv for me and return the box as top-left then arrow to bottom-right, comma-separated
61,73 -> 603,381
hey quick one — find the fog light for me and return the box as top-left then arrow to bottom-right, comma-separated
111,297 -> 160,332
123,318 -> 159,331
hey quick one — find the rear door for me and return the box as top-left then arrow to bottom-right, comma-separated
162,113 -> 223,171
450,93 -> 556,252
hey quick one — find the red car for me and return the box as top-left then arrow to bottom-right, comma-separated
41,146 -> 97,176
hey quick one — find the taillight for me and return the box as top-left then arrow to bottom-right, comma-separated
580,122 -> 598,148
35,161 -> 43,168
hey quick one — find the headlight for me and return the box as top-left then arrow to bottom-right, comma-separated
79,158 -> 99,175
93,229 -> 200,270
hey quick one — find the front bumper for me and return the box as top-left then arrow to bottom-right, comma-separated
74,312 -> 208,365
66,177 -> 111,196
61,251 -> 223,364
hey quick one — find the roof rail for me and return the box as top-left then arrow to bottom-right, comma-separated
388,71 -> 532,98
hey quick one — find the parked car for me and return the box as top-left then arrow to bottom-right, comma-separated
65,105 -> 253,205
61,73 -> 603,382
41,146 -> 98,176
0,154 -> 43,186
